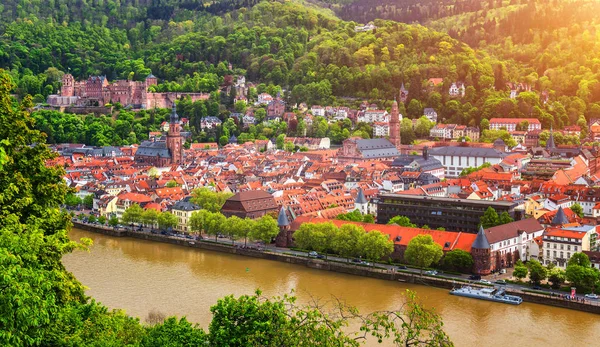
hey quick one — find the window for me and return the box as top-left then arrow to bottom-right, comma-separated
561,244 -> 564,250
567,253 -> 571,259
553,251 -> 557,257
547,250 -> 550,257
567,245 -> 571,251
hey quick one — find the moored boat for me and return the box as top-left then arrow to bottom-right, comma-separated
450,285 -> 523,305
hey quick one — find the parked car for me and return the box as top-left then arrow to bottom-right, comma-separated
478,279 -> 492,285
425,270 -> 438,276
351,258 -> 361,263
316,254 -> 325,259
585,293 -> 599,299
499,269 -> 507,274
360,261 -> 371,266
532,285 -> 542,290
308,251 -> 318,258
469,274 -> 481,281
495,280 -> 507,285
397,265 -> 408,270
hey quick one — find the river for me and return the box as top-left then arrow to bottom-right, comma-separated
63,229 -> 600,346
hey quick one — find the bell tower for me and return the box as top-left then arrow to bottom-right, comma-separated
61,74 -> 74,97
389,98 -> 401,149
167,102 -> 183,165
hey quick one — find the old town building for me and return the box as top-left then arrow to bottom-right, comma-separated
221,190 -> 278,219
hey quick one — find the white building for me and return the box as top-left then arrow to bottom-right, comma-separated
171,199 -> 201,233
449,83 -> 465,97
429,146 -> 507,178
358,110 -> 389,123
485,218 -> 545,263
257,93 -> 273,105
489,118 -> 542,132
372,122 -> 390,137
311,105 -> 325,117
542,226 -> 596,268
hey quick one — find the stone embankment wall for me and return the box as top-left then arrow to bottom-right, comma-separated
73,222 -> 600,315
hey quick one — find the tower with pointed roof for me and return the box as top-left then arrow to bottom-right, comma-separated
472,225 -> 492,275
167,102 -> 183,165
354,187 -> 369,215
551,206 -> 569,226
390,98 -> 402,150
546,126 -> 556,153
275,206 -> 293,248
399,83 -> 408,103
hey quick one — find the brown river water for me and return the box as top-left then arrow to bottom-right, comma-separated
62,229 -> 600,346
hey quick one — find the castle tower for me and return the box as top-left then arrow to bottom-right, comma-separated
61,74 -> 74,97
472,225 -> 492,275
167,102 -> 183,165
354,187 -> 369,215
145,73 -> 158,89
275,206 -> 292,248
546,125 -> 556,152
389,98 -> 401,149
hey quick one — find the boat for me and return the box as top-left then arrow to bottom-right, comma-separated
450,285 -> 523,305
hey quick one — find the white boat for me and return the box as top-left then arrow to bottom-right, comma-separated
450,286 -> 523,305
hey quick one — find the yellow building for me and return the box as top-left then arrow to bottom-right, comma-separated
171,199 -> 201,233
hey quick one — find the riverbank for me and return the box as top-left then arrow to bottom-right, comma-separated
73,221 -> 600,315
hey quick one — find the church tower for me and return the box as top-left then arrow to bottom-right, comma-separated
167,102 -> 183,165
390,98 -> 401,149
399,83 -> 408,103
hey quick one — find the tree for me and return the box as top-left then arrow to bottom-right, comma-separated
108,216 -> 119,228
479,207 -> 500,228
157,211 -> 178,231
404,235 -> 443,274
204,212 -> 227,240
387,216 -> 417,227
142,209 -> 160,230
548,268 -> 566,289
333,224 -> 364,262
121,204 -> 144,230
88,214 -> 97,223
249,215 -> 280,247
527,259 -> 547,285
512,260 -> 528,281
143,317 -> 207,346
356,230 -> 394,264
65,193 -> 83,207
97,215 -> 106,225
83,194 -> 94,209
565,253 -> 599,291
165,180 -> 179,188
440,250 -> 474,273
189,210 -> 210,235
190,188 -> 233,212
284,141 -> 295,152
276,134 -> 286,149
498,211 -> 514,225
571,203 -> 584,218
223,215 -> 248,244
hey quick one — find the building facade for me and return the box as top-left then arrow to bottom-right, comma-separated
376,194 -> 519,233
221,190 -> 279,219
429,146 -> 507,177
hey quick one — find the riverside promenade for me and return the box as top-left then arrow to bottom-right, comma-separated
73,221 -> 600,315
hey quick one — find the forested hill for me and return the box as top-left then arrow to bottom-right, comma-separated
0,0 -> 261,27
2,0 -> 600,134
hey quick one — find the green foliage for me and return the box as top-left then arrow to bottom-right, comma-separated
479,207 -> 513,229
404,235 -> 444,274
357,230 -> 395,263
121,204 -> 144,228
158,211 -> 178,231
108,216 -> 119,227
571,203 -> 584,218
548,268 -> 566,289
565,252 -> 599,292
143,209 -> 160,229
388,216 -> 417,228
460,162 -> 491,176
190,188 -> 233,213
142,317 -> 207,347
512,260 -> 528,281
65,193 -> 83,207
440,249 -> 474,273
527,259 -> 547,285
249,215 -> 280,245
97,215 -> 106,225
336,209 -> 374,223
83,194 -> 94,209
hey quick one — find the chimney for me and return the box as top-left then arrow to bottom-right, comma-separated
423,146 -> 429,160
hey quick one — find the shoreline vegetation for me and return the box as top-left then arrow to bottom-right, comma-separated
73,221 -> 600,316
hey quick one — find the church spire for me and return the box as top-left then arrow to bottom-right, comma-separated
546,125 -> 555,151
170,102 -> 179,124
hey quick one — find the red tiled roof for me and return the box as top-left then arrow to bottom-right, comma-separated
291,216 -> 476,252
